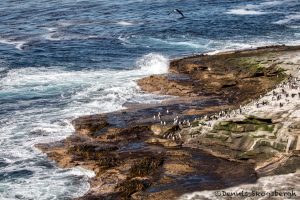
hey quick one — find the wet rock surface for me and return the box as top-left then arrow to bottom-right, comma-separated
137,46 -> 289,103
37,45 -> 300,200
38,126 -> 257,200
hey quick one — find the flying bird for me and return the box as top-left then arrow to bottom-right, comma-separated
168,9 -> 185,18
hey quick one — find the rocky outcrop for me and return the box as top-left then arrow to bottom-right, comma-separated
137,46 -> 292,105
37,45 -> 300,200
38,122 -> 257,200
72,115 -> 109,136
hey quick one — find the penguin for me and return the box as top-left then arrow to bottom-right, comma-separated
169,9 -> 185,18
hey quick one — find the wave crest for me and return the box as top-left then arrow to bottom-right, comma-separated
226,9 -> 266,15
136,53 -> 169,74
117,21 -> 134,26
0,38 -> 26,50
274,14 -> 300,25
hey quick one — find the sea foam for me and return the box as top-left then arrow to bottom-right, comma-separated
0,53 -> 171,199
0,38 -> 26,50
117,21 -> 134,26
226,8 -> 266,15
274,14 -> 300,25
136,53 -> 169,74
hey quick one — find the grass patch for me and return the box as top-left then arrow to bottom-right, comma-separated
213,116 -> 275,133
260,124 -> 274,132
229,57 -> 263,70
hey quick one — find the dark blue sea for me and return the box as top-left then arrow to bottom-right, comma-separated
0,0 -> 300,199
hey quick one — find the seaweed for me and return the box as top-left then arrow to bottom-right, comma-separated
129,156 -> 164,178
117,179 -> 150,199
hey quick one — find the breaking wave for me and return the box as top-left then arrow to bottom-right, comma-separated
226,9 -> 266,15
136,53 -> 169,74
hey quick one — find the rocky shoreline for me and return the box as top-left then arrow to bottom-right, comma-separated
36,45 -> 300,200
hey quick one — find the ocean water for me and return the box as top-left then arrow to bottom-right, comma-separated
0,0 -> 300,199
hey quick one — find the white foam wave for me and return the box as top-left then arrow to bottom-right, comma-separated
0,54 -> 172,199
136,53 -> 169,74
274,14 -> 300,25
43,26 -> 98,41
118,35 -> 131,44
226,9 -> 266,15
205,41 -> 276,55
117,21 -> 134,26
0,166 -> 91,200
1,53 -> 169,104
255,0 -> 298,9
0,38 -> 26,50
57,20 -> 76,27
180,172 -> 300,200
0,67 -> 7,72
226,0 -> 299,16
71,167 -> 95,178
288,25 -> 300,29
260,0 -> 289,7
43,32 -> 97,41
44,27 -> 57,32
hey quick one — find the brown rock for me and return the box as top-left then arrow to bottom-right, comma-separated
38,45 -> 300,200
72,115 -> 109,136
146,138 -> 181,147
